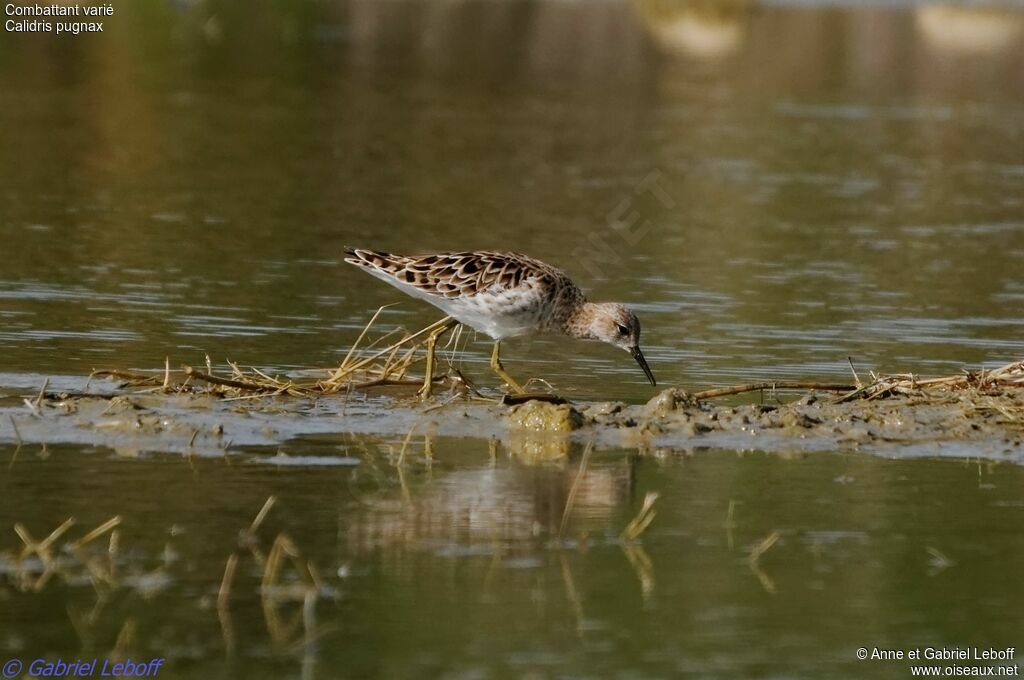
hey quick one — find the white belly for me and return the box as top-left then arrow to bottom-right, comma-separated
446,301 -> 541,339
363,268 -> 548,340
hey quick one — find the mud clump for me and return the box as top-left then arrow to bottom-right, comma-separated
644,388 -> 701,417
506,401 -> 583,433
504,401 -> 584,461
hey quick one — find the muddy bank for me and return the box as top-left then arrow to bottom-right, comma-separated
582,387 -> 1024,460
0,375 -> 1021,463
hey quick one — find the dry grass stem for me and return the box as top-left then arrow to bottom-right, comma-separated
339,304 -> 394,370
832,359 -> 1024,404
680,359 -> 1024,404
395,427 -> 417,467
9,415 -> 23,447
5,515 -> 137,597
621,492 -> 659,541
89,309 -> 462,399
559,442 -> 594,538
217,553 -> 240,609
621,543 -> 656,601
261,533 -> 316,596
747,530 -> 780,564
110,619 -> 136,661
249,495 -> 277,536
17,516 -> 76,562
70,516 -> 123,550
927,546 -> 955,574
847,356 -> 863,389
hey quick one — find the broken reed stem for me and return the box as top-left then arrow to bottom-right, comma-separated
184,366 -> 279,393
14,515 -> 121,585
70,516 -> 122,549
393,344 -> 420,381
9,415 -> 23,447
112,620 -> 136,662
723,500 -> 737,529
21,379 -> 50,416
243,364 -> 278,384
218,496 -> 278,610
747,530 -> 780,564
847,357 -> 863,389
559,441 -> 594,538
109,529 -> 120,558
395,427 -> 417,467
45,517 -> 78,548
249,496 -> 277,535
692,382 -> 856,400
621,492 -> 659,541
90,369 -> 165,385
16,517 -> 76,561
218,553 -> 240,609
339,304 -> 395,371
262,533 -> 315,594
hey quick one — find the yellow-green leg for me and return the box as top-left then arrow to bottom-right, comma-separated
418,320 -> 456,400
490,341 -> 525,394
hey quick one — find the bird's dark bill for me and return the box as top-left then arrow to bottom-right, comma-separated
631,346 -> 656,386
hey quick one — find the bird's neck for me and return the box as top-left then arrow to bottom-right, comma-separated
562,301 -> 599,339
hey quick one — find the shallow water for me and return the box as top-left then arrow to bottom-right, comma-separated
2,438 -> 1022,678
2,0 -> 1023,402
1,0 -> 1023,677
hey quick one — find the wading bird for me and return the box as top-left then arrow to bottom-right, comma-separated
345,248 -> 656,395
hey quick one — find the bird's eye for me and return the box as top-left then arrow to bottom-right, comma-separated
616,324 -> 629,336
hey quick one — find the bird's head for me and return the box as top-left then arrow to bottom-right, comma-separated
582,303 -> 656,386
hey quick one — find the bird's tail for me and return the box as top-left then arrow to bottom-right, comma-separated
343,247 -> 412,276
